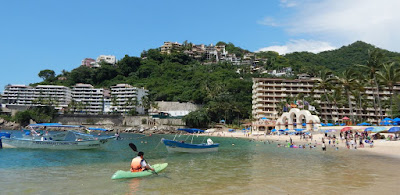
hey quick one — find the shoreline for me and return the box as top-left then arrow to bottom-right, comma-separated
202,130 -> 400,160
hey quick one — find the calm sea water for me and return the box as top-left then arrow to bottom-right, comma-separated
1,130 -> 399,195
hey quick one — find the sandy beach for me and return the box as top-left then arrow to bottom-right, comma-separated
207,126 -> 400,159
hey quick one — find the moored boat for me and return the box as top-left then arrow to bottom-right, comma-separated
1,123 -> 115,150
161,138 -> 219,153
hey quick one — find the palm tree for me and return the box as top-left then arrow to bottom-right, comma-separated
335,69 -> 359,124
328,88 -> 342,121
376,62 -> 400,117
352,74 -> 368,122
357,49 -> 384,121
313,70 -> 335,122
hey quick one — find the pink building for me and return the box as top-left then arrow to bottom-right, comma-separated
81,58 -> 96,67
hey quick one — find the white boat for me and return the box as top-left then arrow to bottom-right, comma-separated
161,138 -> 219,153
1,123 -> 115,150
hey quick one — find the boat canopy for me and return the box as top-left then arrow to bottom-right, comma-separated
29,123 -> 85,128
87,127 -> 108,131
177,128 -> 205,133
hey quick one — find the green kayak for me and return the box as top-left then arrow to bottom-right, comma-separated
111,163 -> 168,179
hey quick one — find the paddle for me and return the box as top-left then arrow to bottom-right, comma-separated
129,143 -> 158,175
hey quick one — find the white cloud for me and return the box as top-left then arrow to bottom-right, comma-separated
280,0 -> 298,7
257,17 -> 279,26
257,39 -> 336,55
260,0 -> 400,52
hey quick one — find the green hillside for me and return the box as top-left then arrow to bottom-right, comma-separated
32,41 -> 400,126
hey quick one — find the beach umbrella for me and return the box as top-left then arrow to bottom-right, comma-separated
342,116 -> 350,120
294,128 -> 304,132
393,118 -> 400,122
341,127 -> 353,132
271,129 -> 277,132
261,117 -> 268,120
382,117 -> 392,121
388,127 -> 400,133
364,127 -> 375,132
326,123 -> 334,126
284,128 -> 289,131
374,127 -> 387,132
380,122 -> 392,126
302,123 -> 306,126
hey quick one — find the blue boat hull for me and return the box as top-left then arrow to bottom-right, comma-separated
161,138 -> 219,153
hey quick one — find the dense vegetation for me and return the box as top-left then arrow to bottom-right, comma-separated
30,41 -> 400,127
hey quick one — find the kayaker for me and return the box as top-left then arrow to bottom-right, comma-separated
130,151 -> 155,172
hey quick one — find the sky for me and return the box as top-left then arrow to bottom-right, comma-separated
1,0 -> 399,92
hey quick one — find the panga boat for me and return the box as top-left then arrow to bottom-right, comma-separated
1,123 -> 115,150
111,163 -> 168,179
161,138 -> 219,153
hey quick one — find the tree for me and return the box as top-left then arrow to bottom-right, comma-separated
313,70 -> 335,122
335,69 -> 359,124
182,109 -> 210,128
38,69 -> 55,81
117,55 -> 142,77
357,49 -> 384,121
376,62 -> 400,117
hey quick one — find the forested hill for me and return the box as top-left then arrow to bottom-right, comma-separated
285,41 -> 400,75
32,41 -> 400,126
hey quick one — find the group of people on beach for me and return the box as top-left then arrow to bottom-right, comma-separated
272,130 -> 377,151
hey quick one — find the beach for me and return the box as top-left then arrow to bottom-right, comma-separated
208,126 -> 400,159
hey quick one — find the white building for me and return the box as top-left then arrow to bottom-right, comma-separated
1,84 -> 71,111
110,84 -> 148,114
94,55 -> 117,67
71,84 -> 104,114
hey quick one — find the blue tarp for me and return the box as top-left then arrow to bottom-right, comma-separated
177,128 -> 204,133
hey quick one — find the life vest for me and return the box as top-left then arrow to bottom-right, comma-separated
130,157 -> 144,172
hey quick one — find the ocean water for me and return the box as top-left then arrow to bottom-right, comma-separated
0,130 -> 399,195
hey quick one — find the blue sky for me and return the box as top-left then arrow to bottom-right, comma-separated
1,0 -> 399,91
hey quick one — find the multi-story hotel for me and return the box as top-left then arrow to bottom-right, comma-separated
252,78 -> 400,123
2,85 -> 71,111
2,84 -> 148,115
110,84 -> 148,114
71,84 -> 104,114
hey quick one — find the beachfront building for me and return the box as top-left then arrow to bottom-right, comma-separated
71,84 -> 104,114
1,84 -> 72,112
252,78 -> 400,124
110,84 -> 148,114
